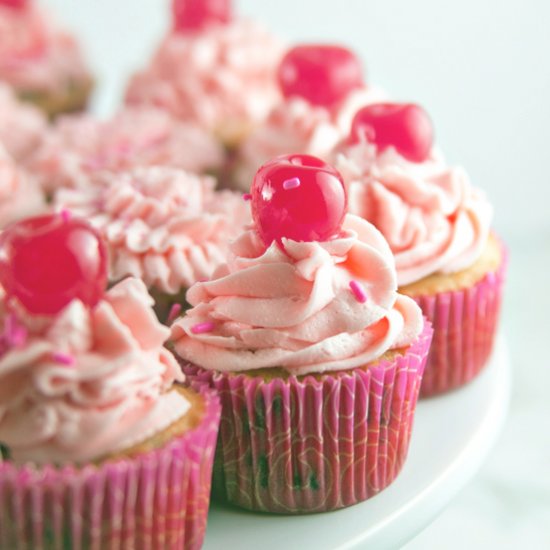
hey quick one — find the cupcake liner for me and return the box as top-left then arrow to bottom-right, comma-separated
0,385 -> 220,550
413,243 -> 508,398
182,322 -> 433,514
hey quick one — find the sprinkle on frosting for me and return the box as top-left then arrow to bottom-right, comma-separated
167,303 -> 182,324
191,321 -> 215,335
243,193 -> 252,201
349,280 -> 367,303
51,351 -> 75,366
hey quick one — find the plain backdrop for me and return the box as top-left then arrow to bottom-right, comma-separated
43,0 -> 550,244
39,1 -> 550,548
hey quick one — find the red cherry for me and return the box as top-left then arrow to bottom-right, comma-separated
172,0 -> 232,32
278,44 -> 364,108
0,214 -> 108,315
251,154 -> 347,247
0,0 -> 28,9
350,103 -> 434,163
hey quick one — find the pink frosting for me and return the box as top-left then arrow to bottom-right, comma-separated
0,83 -> 47,164
0,145 -> 45,228
334,140 -> 493,285
236,87 -> 387,191
55,166 -> 251,294
0,278 -> 188,465
0,4 -> 90,92
171,214 -> 423,375
30,107 -> 225,194
126,19 -> 284,145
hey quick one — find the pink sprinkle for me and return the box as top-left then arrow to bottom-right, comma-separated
283,177 -> 301,190
52,352 -> 75,366
10,326 -> 27,347
4,313 -> 26,347
349,280 -> 368,303
191,322 -> 215,335
60,209 -> 71,222
242,193 -> 252,201
167,303 -> 182,324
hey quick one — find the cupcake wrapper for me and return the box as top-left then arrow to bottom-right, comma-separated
182,322 -> 433,514
413,244 -> 508,397
0,385 -> 220,550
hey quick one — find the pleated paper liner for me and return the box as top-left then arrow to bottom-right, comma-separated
0,384 -> 220,550
182,321 -> 433,514
407,240 -> 508,398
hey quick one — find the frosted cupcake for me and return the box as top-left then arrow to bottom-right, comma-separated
30,106 -> 225,196
0,82 -> 47,164
334,103 -> 507,396
234,44 -> 386,190
126,0 -> 284,149
0,0 -> 93,117
0,213 -> 220,549
55,166 -> 251,322
171,154 -> 432,513
0,144 -> 45,227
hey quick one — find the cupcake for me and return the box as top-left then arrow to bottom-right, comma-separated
55,165 -> 251,322
126,0 -> 284,149
171,154 -> 432,513
233,44 -> 386,190
334,102 -> 507,396
0,213 -> 220,549
0,82 -> 47,165
0,0 -> 93,118
0,144 -> 45,227
29,106 -> 225,197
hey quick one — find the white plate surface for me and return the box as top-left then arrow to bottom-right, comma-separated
203,337 -> 511,550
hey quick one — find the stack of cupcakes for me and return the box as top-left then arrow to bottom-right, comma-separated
0,0 -> 507,544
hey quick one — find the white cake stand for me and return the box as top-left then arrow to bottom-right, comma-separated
202,336 -> 511,550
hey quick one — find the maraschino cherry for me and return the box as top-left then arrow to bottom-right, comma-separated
172,0 -> 231,32
350,103 -> 434,163
278,44 -> 364,109
251,154 -> 347,247
0,0 -> 28,9
0,213 -> 108,315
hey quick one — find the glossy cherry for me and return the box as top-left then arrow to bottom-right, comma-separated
0,214 -> 108,315
278,44 -> 364,108
172,0 -> 231,32
0,0 -> 28,9
251,154 -> 347,246
350,103 -> 434,162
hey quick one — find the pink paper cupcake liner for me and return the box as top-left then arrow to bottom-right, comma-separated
413,242 -> 508,398
0,384 -> 220,550
182,322 -> 433,514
